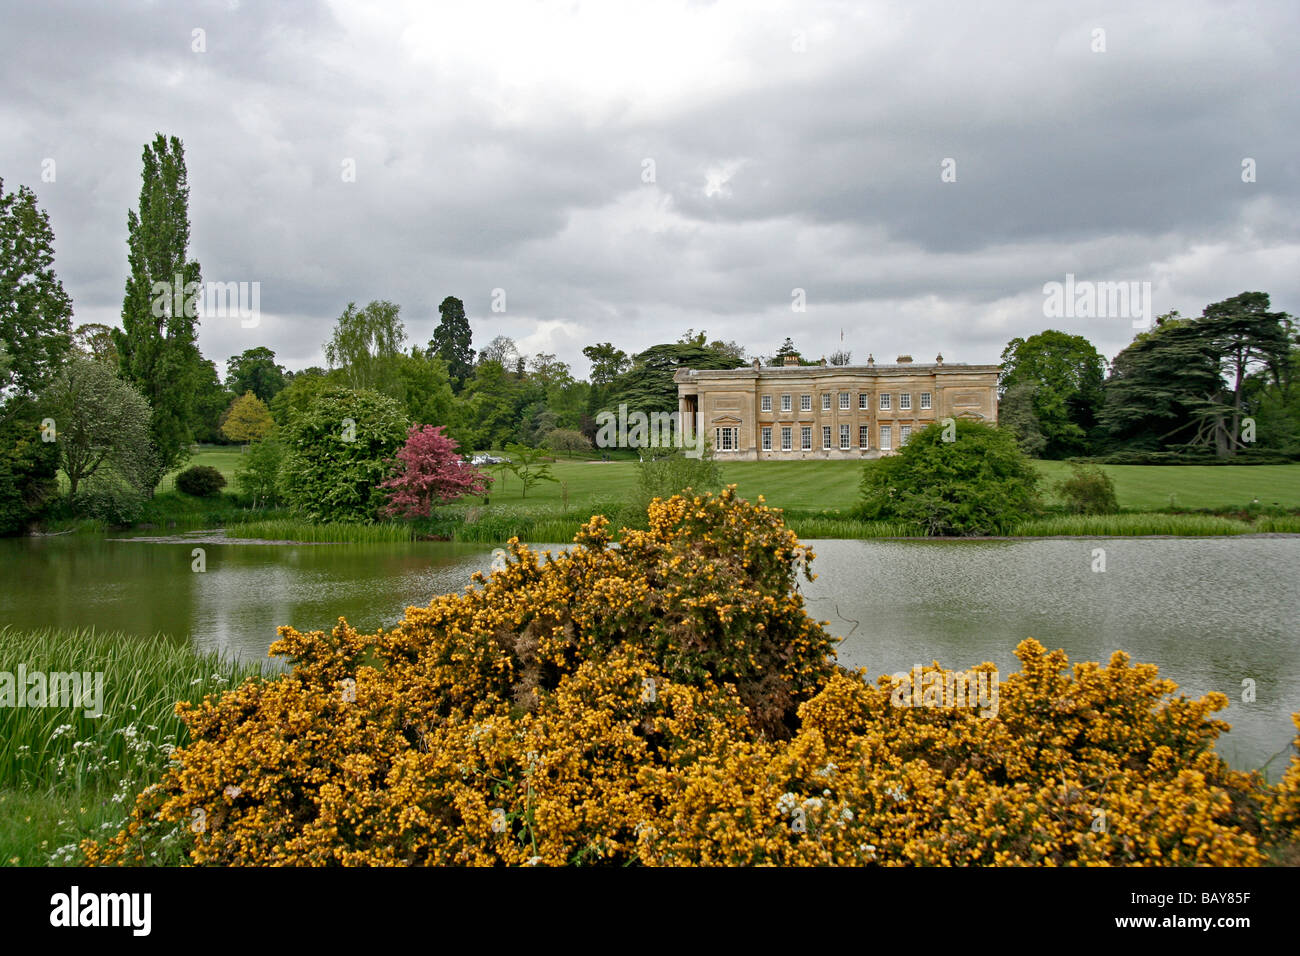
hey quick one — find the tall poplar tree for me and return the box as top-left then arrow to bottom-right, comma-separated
113,134 -> 204,487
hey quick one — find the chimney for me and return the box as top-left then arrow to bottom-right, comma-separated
896,354 -> 913,364
866,354 -> 875,366
782,355 -> 800,367
935,353 -> 944,365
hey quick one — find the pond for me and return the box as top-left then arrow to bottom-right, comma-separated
1,531 -> 1296,776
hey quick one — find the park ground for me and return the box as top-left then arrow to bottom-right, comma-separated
169,446 -> 1300,514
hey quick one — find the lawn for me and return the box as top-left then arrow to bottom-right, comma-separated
177,445 -> 1300,517
159,445 -> 245,491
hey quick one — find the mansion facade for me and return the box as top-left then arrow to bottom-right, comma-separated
674,354 -> 999,460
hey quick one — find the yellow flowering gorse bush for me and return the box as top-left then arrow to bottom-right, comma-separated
83,487 -> 1300,866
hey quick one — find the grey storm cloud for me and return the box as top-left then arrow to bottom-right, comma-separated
1,0 -> 1296,378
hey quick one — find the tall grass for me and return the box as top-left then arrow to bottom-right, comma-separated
0,626 -> 271,792
785,518 -> 922,539
0,626 -> 273,866
235,519 -> 417,543
1011,513 -> 1259,537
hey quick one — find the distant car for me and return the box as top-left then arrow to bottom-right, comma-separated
470,454 -> 510,466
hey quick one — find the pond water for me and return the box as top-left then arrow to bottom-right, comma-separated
1,531 -> 1296,776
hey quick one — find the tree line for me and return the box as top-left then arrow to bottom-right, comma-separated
1,132 -> 1296,533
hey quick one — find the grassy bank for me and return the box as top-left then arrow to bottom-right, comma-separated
44,446 -> 1300,544
0,626 -> 272,866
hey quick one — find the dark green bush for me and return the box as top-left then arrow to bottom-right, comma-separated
853,419 -> 1041,535
277,386 -> 409,523
234,437 -> 284,508
0,407 -> 60,536
77,472 -> 147,525
1054,462 -> 1119,514
175,465 -> 227,497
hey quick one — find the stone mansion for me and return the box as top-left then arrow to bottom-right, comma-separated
674,354 -> 999,460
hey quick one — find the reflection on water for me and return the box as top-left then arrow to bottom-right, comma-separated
2,533 -> 1296,775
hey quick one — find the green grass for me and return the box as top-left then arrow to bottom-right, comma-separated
236,519 -> 419,543
1011,513 -> 1265,537
102,448 -> 1300,544
158,444 -> 245,491
1033,461 -> 1300,512
0,626 -> 273,866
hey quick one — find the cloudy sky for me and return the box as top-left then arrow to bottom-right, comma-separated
2,0 -> 1296,381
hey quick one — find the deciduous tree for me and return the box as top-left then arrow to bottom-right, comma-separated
379,425 -> 491,518
0,178 -> 73,399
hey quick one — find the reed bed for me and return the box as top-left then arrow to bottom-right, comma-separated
234,519 -> 417,543
0,626 -> 271,793
1011,513 -> 1262,537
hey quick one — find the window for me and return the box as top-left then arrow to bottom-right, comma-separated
801,394 -> 812,412
781,426 -> 792,451
900,392 -> 911,410
781,394 -> 792,412
761,426 -> 772,451
761,394 -> 772,412
800,426 -> 812,451
822,393 -> 831,411
880,425 -> 892,450
920,391 -> 932,410
715,428 -> 737,451
859,392 -> 868,409
859,424 -> 870,448
839,391 -> 850,410
822,426 -> 832,450
840,424 -> 850,450
900,424 -> 912,446
880,393 -> 891,410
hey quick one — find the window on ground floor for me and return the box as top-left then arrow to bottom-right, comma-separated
900,424 -> 912,446
761,426 -> 772,451
781,426 -> 792,451
880,424 -> 892,450
801,425 -> 812,451
839,424 -> 850,450
859,424 -> 869,448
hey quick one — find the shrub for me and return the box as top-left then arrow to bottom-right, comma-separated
1054,462 -> 1120,515
0,407 -> 60,535
76,470 -> 147,525
379,424 -> 491,518
277,386 -> 409,522
175,465 -> 227,497
632,445 -> 723,512
853,419 -> 1041,535
83,488 -> 1297,867
234,436 -> 285,508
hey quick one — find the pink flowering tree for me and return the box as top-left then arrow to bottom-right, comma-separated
379,425 -> 492,518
